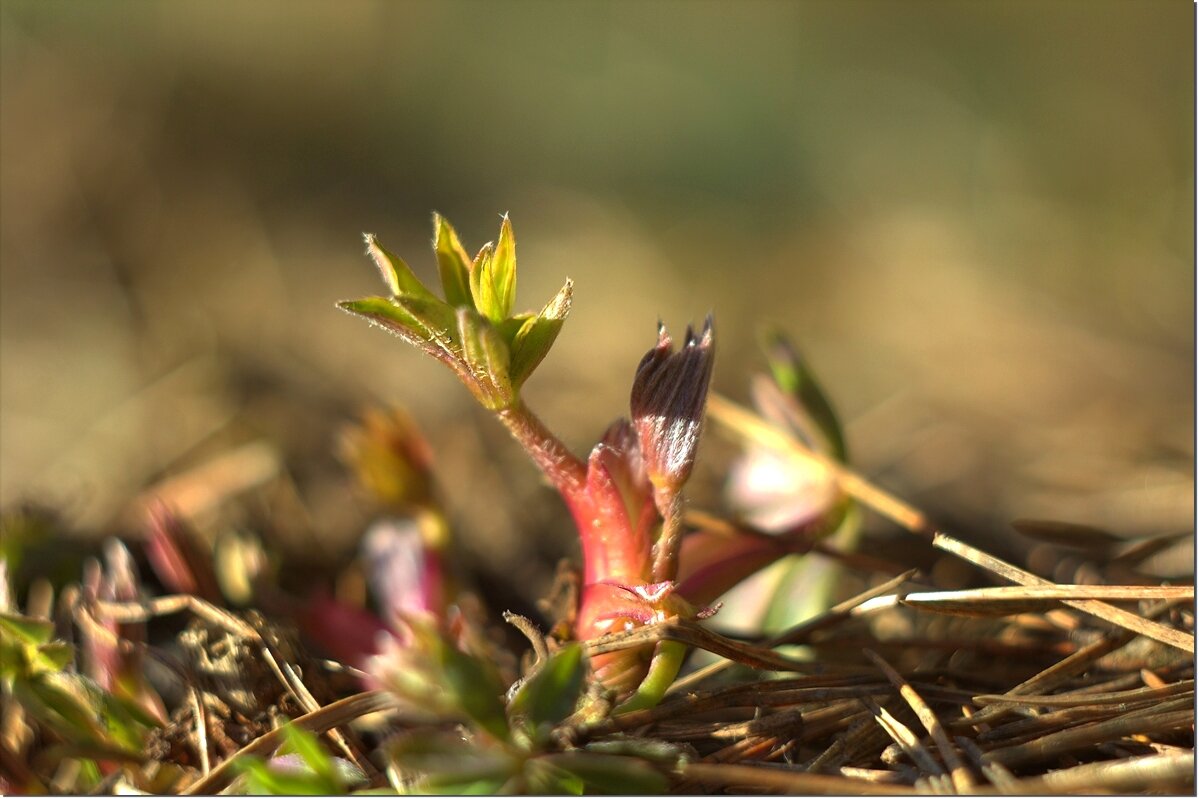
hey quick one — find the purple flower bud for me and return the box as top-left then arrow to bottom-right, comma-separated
629,317 -> 715,500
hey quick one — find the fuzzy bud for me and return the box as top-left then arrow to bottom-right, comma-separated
629,317 -> 715,506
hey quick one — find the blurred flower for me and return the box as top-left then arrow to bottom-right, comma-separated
362,518 -> 445,633
304,405 -> 460,670
298,591 -> 389,669
339,407 -> 436,513
724,332 -> 844,533
715,334 -> 856,634
726,427 -> 839,531
299,518 -> 445,671
362,618 -> 457,719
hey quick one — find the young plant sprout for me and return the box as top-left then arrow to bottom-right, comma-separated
339,214 -> 728,708
340,214 -> 872,725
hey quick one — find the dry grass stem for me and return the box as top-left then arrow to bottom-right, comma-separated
981,708 -> 1194,770
188,686 -> 211,775
585,619 -> 817,672
973,679 -> 1194,708
991,751 -> 1194,795
669,568 -> 919,694
182,691 -> 394,794
862,696 -> 945,777
681,761 -> 919,795
900,585 -> 1193,617
864,649 -> 974,791
932,534 -> 1194,652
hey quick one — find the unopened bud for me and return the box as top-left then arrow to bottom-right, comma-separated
339,408 -> 435,511
629,317 -> 715,503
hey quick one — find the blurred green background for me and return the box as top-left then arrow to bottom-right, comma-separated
1,1 -> 1193,595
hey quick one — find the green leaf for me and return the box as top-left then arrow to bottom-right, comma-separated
763,502 -> 861,635
509,279 -> 573,389
584,736 -> 691,766
96,694 -> 150,752
14,674 -> 110,750
433,213 -> 475,309
77,758 -> 103,791
339,296 -> 460,362
508,643 -> 585,732
524,757 -> 585,795
0,614 -> 73,682
281,725 -> 340,789
0,611 -> 54,646
413,768 -> 514,796
237,756 -> 340,796
436,639 -> 511,743
1,509 -> 58,580
39,641 -> 74,673
495,312 -> 534,347
761,329 -> 847,462
467,243 -> 495,321
534,753 -> 668,795
469,215 -> 517,323
490,214 -> 517,319
387,730 -> 511,778
364,234 -> 436,301
456,309 -> 514,410
105,684 -> 163,730
391,731 -> 516,794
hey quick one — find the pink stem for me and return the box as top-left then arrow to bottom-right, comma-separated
496,402 -> 587,505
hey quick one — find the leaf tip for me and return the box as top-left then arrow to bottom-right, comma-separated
362,233 -> 404,295
546,278 -> 574,319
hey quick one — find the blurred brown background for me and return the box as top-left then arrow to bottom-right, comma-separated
2,1 -> 1193,597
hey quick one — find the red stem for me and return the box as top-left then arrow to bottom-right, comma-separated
496,402 -> 587,506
